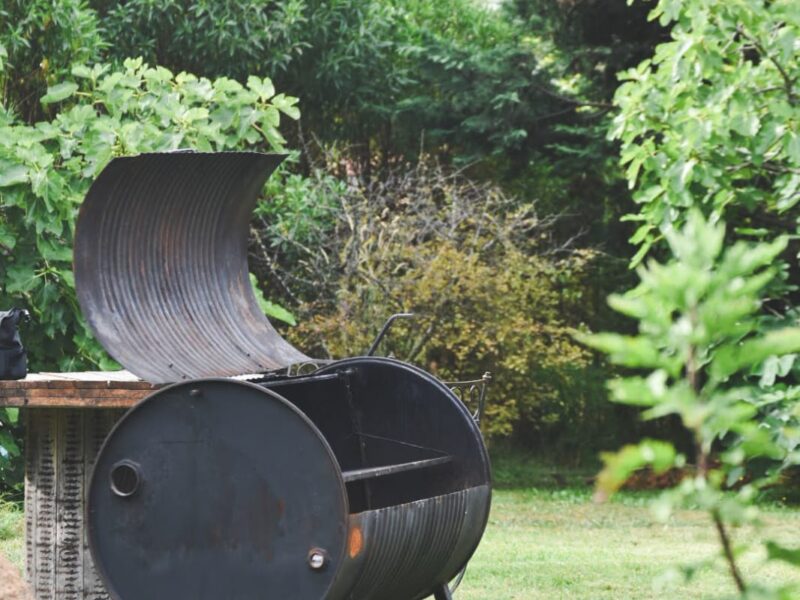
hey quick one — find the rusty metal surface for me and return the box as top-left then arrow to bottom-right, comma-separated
74,152 -> 308,384
87,379 -> 348,600
86,359 -> 492,599
339,485 -> 491,600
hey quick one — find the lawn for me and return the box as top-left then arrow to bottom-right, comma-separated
452,454 -> 800,599
454,487 -> 800,599
2,458 -> 799,599
0,500 -> 24,571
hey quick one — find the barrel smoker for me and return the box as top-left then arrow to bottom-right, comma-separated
74,152 -> 492,600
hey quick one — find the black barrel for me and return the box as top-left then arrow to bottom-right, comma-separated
76,152 -> 492,599
88,360 -> 491,599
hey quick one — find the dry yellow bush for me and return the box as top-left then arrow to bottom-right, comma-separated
259,160 -> 598,439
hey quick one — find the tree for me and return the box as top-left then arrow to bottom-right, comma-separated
584,0 -> 800,595
582,212 -> 800,597
611,0 -> 800,264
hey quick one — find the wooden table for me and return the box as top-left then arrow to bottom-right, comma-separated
0,372 -> 159,600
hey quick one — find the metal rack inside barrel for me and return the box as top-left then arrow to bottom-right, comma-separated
72,151 -> 492,600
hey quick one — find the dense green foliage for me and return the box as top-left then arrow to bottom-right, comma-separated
86,0 -> 655,247
94,0 -> 306,80
586,0 -> 800,596
612,0 -> 800,263
0,0 -> 105,122
92,0 -> 553,166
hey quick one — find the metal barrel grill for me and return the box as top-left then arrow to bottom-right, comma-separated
74,152 -> 492,600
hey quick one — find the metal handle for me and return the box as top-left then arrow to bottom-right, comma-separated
366,313 -> 415,356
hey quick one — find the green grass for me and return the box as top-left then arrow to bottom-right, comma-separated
452,487 -> 800,599
0,499 -> 24,571
3,456 -> 800,599
447,452 -> 800,599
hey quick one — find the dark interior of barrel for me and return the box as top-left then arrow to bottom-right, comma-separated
264,358 -> 490,513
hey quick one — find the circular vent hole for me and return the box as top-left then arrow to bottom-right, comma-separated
110,461 -> 140,498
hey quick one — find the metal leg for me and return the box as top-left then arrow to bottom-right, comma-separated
434,583 -> 454,600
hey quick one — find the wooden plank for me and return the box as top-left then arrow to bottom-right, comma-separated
0,396 -> 147,409
0,381 -> 155,392
0,371 -> 158,408
10,389 -> 154,399
0,383 -> 153,392
24,381 -> 150,391
0,371 -> 153,391
16,371 -> 141,383
0,370 -> 269,407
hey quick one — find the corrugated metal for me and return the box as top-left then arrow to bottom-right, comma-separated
343,485 -> 491,600
74,152 -> 308,384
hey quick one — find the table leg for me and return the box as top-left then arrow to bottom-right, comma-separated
24,408 -> 122,600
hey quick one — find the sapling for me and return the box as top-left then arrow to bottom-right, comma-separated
579,211 -> 800,598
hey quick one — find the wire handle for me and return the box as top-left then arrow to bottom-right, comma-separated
366,313 -> 416,356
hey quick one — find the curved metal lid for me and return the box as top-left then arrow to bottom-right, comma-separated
74,152 -> 308,383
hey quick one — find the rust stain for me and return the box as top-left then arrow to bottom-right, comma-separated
348,526 -> 363,559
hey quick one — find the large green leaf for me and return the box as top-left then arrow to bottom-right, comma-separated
712,329 -> 800,381
40,82 -> 79,105
0,163 -> 27,187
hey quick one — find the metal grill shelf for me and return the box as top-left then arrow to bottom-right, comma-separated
342,455 -> 452,483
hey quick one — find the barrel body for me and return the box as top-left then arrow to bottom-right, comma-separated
335,485 -> 491,600
87,359 -> 491,599
308,358 -> 492,599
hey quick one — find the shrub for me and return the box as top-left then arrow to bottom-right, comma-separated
92,0 -> 307,80
254,158 -> 604,442
0,0 -> 105,122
